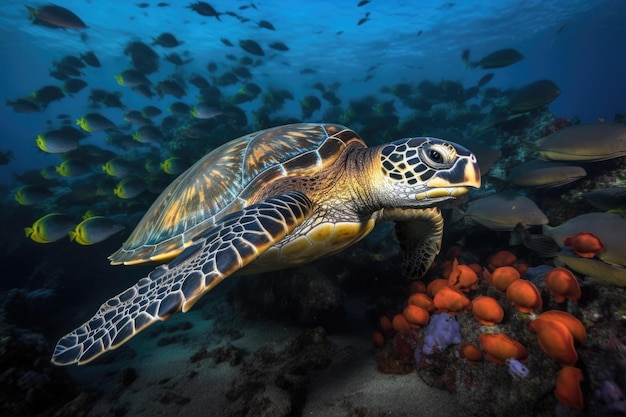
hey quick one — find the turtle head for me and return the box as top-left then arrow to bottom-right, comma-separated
377,137 -> 481,207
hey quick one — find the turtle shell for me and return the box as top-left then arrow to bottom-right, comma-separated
109,123 -> 365,265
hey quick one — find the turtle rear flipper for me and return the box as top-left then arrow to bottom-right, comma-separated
52,192 -> 312,365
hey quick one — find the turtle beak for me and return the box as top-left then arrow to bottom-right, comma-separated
463,155 -> 482,188
427,155 -> 482,190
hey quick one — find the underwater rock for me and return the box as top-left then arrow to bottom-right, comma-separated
190,342 -> 243,366
158,390 -> 191,405
223,327 -> 333,417
375,331 -> 419,375
0,300 -> 90,416
3,288 -> 59,329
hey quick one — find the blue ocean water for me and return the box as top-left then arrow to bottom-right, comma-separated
1,1 -> 626,416
1,0 -> 625,184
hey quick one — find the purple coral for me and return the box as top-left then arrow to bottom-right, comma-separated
595,379 -> 626,414
422,312 -> 462,355
506,358 -> 529,379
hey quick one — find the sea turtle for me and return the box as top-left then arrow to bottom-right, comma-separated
52,123 -> 480,365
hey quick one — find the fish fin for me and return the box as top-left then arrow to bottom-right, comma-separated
510,223 -> 561,257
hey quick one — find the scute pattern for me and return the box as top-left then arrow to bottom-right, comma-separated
109,123 -> 358,265
381,138 -> 459,185
52,192 -> 312,365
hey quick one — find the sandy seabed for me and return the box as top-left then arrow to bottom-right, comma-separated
65,295 -> 460,417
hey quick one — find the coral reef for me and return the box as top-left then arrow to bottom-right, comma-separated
370,240 -> 626,416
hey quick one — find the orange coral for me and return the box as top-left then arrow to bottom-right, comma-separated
408,292 -> 435,312
529,310 -> 586,345
403,304 -> 430,327
440,259 -> 455,279
392,314 -> 411,334
563,232 -> 604,258
489,266 -> 521,293
448,258 -> 478,292
372,331 -> 385,347
532,318 -> 578,366
460,343 -> 483,364
408,280 -> 427,294
555,366 -> 584,410
506,279 -> 543,313
445,245 -> 463,260
487,250 -> 517,271
515,262 -> 529,275
426,278 -> 449,298
379,315 -> 393,333
433,285 -> 471,313
471,296 -> 504,326
468,263 -> 484,275
544,268 -> 581,302
478,333 -> 528,365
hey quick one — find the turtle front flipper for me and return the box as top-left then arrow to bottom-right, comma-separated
384,207 -> 444,279
52,192 -> 313,366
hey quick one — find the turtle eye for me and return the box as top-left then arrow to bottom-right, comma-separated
420,142 -> 456,169
429,149 -> 442,163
